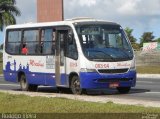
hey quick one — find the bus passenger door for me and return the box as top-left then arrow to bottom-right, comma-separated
55,30 -> 68,87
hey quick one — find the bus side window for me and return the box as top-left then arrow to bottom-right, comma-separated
6,30 -> 21,54
41,28 -> 55,55
23,30 -> 39,55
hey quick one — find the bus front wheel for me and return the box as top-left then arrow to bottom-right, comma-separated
19,74 -> 37,92
70,75 -> 86,95
117,87 -> 131,94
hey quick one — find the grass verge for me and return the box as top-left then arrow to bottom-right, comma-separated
0,92 -> 160,113
0,92 -> 160,119
136,66 -> 160,74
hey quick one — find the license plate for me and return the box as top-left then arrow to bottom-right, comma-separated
109,82 -> 119,88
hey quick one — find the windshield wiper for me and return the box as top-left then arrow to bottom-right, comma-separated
91,58 -> 113,62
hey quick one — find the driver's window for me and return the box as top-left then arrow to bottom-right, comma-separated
66,31 -> 78,59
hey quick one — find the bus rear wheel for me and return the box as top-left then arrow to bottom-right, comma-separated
19,74 -> 37,92
70,75 -> 86,95
117,87 -> 131,94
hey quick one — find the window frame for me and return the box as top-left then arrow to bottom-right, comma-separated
22,29 -> 40,55
65,31 -> 78,60
40,28 -> 56,55
5,29 -> 23,55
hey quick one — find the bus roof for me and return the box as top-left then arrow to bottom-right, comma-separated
6,18 -> 119,29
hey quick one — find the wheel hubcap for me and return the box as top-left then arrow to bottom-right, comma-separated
20,76 -> 27,89
72,77 -> 81,94
74,80 -> 80,91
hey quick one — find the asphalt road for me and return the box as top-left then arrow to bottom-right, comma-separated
0,76 -> 160,102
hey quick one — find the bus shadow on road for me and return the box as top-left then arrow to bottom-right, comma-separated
37,86 -> 59,93
12,87 -> 150,95
12,86 -> 59,93
129,88 -> 150,94
36,87 -> 151,96
86,88 -> 151,95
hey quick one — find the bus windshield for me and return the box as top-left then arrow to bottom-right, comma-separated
75,24 -> 133,62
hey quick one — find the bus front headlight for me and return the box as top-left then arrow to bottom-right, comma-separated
130,58 -> 136,71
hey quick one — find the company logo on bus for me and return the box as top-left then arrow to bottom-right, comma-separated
117,63 -> 130,67
95,64 -> 109,69
30,60 -> 44,67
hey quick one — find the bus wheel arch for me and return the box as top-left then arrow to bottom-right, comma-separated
17,71 -> 25,82
69,72 -> 78,87
69,73 -> 86,95
18,72 -> 28,91
18,72 -> 37,92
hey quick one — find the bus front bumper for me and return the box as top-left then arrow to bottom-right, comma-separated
79,71 -> 136,89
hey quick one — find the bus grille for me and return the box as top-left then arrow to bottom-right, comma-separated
98,78 -> 132,83
98,69 -> 128,74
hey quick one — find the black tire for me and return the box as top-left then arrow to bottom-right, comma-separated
20,74 -> 28,91
117,87 -> 131,94
70,75 -> 86,95
19,74 -> 37,92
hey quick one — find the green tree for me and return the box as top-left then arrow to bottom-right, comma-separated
155,38 -> 160,43
140,32 -> 155,47
0,43 -> 3,49
0,0 -> 21,31
124,27 -> 140,50
124,27 -> 137,43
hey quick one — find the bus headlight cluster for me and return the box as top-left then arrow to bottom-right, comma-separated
130,58 -> 136,71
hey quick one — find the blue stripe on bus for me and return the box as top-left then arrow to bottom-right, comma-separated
3,70 -> 136,89
3,71 -> 18,83
3,70 -> 69,87
3,70 -> 56,86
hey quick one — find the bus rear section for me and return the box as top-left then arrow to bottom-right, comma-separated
3,23 -> 81,93
3,26 -> 58,91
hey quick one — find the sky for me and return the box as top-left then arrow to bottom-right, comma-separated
0,0 -> 160,44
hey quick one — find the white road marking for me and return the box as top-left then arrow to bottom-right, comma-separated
0,84 -> 19,87
137,81 -> 153,84
144,92 -> 160,94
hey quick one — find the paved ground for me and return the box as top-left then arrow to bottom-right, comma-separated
0,74 -> 160,107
